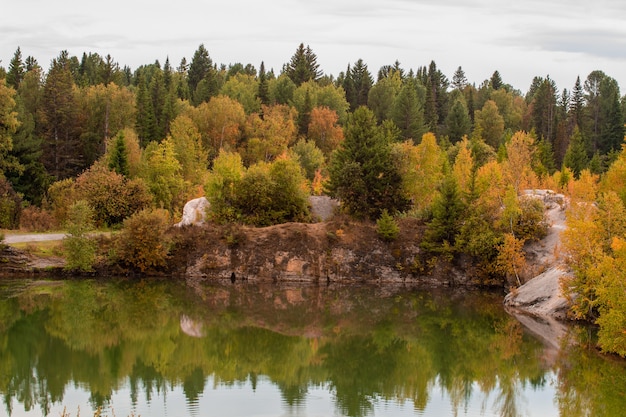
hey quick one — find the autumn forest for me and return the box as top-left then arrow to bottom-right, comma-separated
1,43 -> 626,355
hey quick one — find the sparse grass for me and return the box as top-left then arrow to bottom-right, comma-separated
11,240 -> 65,257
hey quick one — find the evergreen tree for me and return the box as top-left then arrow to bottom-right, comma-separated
571,75 -> 585,130
584,70 -> 605,150
188,44 -> 212,95
467,88 -> 475,123
445,97 -> 471,143
135,71 -> 156,146
41,51 -> 82,179
6,94 -> 51,204
100,54 -> 119,86
563,126 -> 590,178
346,59 -> 373,111
423,61 -> 449,134
149,64 -> 167,140
534,137 -> 556,176
284,43 -> 322,86
108,132 -> 130,176
529,76 -> 557,143
598,76 -> 625,154
421,172 -> 465,255
391,80 -> 425,141
490,70 -> 503,90
24,56 -> 38,72
326,106 -> 410,219
451,66 -> 468,90
176,57 -> 190,100
163,57 -> 173,90
6,47 -> 24,89
257,61 -> 270,105
193,67 -> 222,105
367,72 -> 402,122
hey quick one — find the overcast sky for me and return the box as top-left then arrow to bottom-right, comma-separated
2,0 -> 625,93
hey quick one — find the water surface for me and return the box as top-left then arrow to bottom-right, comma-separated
0,278 -> 624,417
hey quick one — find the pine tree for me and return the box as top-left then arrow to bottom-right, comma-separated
490,70 -> 503,90
598,76 -> 625,154
284,43 -> 322,86
445,97 -> 471,143
421,172 -> 465,254
257,61 -> 270,105
108,132 -> 130,176
135,71 -> 156,146
149,65 -> 167,140
563,126 -> 590,178
348,59 -> 373,111
41,51 -> 82,179
530,77 -> 557,143
584,70 -> 605,151
6,47 -> 24,89
423,61 -> 449,134
188,44 -> 212,95
571,76 -> 585,130
327,106 -> 410,219
6,94 -> 51,205
391,80 -> 424,141
176,57 -> 190,100
451,66 -> 467,90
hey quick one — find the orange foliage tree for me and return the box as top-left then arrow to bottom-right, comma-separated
307,106 -> 344,156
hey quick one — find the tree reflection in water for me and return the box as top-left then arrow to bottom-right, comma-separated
0,278 -> 624,417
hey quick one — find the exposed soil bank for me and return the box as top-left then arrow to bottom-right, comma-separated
167,217 -> 486,287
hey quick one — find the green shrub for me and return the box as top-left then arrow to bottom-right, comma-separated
376,209 -> 400,242
115,208 -> 171,272
63,200 -> 96,272
75,161 -> 153,226
514,196 -> 549,241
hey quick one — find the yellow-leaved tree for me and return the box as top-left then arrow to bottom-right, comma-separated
393,132 -> 445,214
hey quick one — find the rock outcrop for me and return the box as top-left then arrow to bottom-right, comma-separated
175,197 -> 210,227
172,217 -> 480,286
504,190 -> 573,354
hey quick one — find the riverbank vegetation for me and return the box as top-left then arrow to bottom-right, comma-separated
1,44 -> 626,354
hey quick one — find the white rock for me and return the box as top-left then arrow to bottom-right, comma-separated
176,197 -> 210,227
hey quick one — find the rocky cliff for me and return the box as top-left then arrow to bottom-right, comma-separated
170,217 -> 478,286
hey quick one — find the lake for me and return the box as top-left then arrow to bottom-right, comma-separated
0,277 -> 625,417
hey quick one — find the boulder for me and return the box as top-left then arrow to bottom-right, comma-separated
176,197 -> 210,227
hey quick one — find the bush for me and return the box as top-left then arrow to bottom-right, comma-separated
207,154 -> 310,226
63,200 -> 96,272
75,161 -> 153,226
376,209 -> 400,242
0,176 -> 22,229
45,178 -> 78,227
115,208 -> 171,272
514,196 -> 549,241
20,206 -> 57,232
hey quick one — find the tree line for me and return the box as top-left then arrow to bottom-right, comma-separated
0,43 -> 623,209
1,43 -> 626,355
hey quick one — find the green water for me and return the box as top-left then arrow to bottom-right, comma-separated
0,278 -> 624,417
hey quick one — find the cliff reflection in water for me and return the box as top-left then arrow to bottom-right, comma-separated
0,278 -> 625,417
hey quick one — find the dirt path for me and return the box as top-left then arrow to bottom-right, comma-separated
3,233 -> 67,244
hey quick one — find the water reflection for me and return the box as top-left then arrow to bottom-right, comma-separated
0,278 -> 624,416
